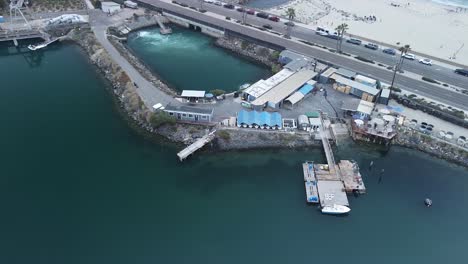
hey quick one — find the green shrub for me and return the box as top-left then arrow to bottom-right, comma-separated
390,86 -> 401,92
210,89 -> 225,96
218,130 -> 231,141
271,64 -> 282,74
355,56 -> 375,64
149,112 -> 176,128
270,50 -> 281,60
421,76 -> 440,84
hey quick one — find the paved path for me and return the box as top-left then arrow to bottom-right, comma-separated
89,10 -> 176,109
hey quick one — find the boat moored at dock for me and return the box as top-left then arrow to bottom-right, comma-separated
321,204 -> 351,215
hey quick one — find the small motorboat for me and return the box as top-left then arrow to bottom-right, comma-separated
321,204 -> 351,215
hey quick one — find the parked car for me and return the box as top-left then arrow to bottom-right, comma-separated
402,53 -> 416,60
204,0 -> 214,3
454,68 -> 468,76
326,32 -> 340,40
256,12 -> 269,19
223,4 -> 235,9
225,16 -> 231,20
180,3 -> 188,7
262,24 -> 272,29
236,7 -> 244,12
316,27 -> 329,36
284,21 -> 295,26
189,6 -> 197,10
382,48 -> 396,55
364,43 -> 379,50
246,9 -> 255,15
419,58 -> 432,66
268,16 -> 280,22
346,38 -> 362,45
213,1 -> 222,6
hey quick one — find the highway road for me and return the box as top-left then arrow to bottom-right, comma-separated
138,0 -> 468,110
178,0 -> 468,90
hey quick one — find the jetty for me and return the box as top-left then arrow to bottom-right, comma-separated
302,114 -> 366,212
177,130 -> 216,161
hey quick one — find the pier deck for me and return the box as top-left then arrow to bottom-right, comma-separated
338,160 -> 366,194
177,130 -> 215,161
316,180 -> 349,207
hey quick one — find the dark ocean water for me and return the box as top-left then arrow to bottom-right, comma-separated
0,40 -> 467,264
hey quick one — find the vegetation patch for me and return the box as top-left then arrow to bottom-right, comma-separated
149,112 -> 176,128
421,76 -> 440,84
355,56 -> 375,64
217,130 -> 231,141
210,89 -> 225,96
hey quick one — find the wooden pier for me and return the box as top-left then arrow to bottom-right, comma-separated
301,114 -> 366,211
177,130 -> 216,161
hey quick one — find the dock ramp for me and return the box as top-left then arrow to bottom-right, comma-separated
177,130 -> 215,161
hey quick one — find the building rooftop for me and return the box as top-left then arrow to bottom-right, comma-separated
380,88 -> 391,98
336,68 -> 356,79
243,69 -> 294,99
237,110 -> 282,128
252,70 -> 318,106
181,90 -> 205,98
357,100 -> 375,115
284,58 -> 311,71
279,49 -> 305,62
165,104 -> 214,115
331,74 -> 381,96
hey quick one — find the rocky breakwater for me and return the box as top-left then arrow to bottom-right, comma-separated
215,128 -> 320,150
65,28 -> 195,143
394,126 -> 468,167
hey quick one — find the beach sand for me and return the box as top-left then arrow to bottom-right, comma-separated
267,0 -> 468,65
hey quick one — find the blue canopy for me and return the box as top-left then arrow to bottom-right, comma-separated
237,110 -> 282,128
298,84 -> 314,95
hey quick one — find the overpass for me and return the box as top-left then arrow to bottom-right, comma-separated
136,0 -> 468,111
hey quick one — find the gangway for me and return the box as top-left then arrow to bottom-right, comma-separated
177,130 -> 215,161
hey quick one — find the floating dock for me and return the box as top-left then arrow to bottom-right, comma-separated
302,114 -> 366,213
177,130 -> 215,161
302,162 -> 319,203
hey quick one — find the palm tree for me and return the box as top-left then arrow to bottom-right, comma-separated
285,8 -> 296,38
286,7 -> 296,21
391,44 -> 411,89
335,23 -> 349,53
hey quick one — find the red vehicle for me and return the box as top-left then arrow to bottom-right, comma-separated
246,9 -> 255,15
268,16 -> 280,22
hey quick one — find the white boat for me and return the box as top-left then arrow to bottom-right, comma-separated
28,43 -> 48,51
321,204 -> 351,215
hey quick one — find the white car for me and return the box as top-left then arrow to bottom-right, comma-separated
402,53 -> 416,60
204,0 -> 214,3
419,58 -> 432,66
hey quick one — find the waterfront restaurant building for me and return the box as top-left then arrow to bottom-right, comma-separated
164,105 -> 214,123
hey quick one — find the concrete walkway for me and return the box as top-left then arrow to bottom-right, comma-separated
89,10 -> 177,110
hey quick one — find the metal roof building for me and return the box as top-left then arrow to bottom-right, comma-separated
181,90 -> 205,98
164,104 -> 214,122
331,74 -> 381,97
252,70 -> 317,109
335,68 -> 356,79
243,69 -> 294,101
237,110 -> 282,128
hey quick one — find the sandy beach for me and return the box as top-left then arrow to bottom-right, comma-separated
267,0 -> 468,65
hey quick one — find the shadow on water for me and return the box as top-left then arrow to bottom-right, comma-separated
0,38 -> 63,67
